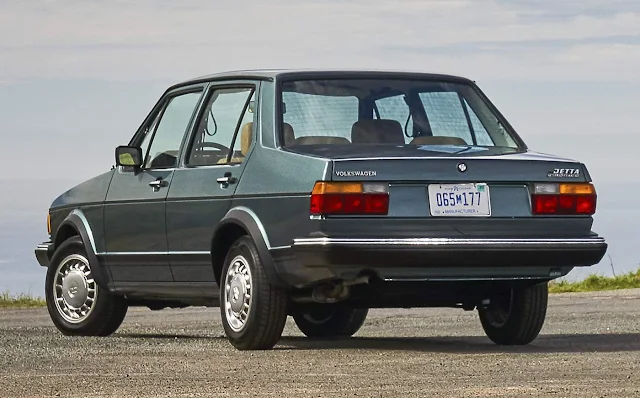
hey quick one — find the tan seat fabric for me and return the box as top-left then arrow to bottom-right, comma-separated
290,136 -> 351,145
351,119 -> 405,144
410,136 -> 467,146
240,122 -> 253,156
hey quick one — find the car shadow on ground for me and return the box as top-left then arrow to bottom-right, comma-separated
114,332 -> 640,354
275,333 -> 640,354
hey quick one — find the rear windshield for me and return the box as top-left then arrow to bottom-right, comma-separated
279,78 -> 519,148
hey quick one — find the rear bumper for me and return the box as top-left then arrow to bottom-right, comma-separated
35,242 -> 53,267
275,236 -> 607,286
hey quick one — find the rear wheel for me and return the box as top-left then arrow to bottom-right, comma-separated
219,236 -> 288,350
293,304 -> 368,338
45,236 -> 127,336
478,282 -> 548,345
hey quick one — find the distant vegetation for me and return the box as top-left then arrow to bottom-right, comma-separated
549,267 -> 640,293
0,291 -> 46,308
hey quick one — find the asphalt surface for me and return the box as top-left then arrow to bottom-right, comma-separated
0,289 -> 639,397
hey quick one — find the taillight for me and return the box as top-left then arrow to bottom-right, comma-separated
531,183 -> 597,215
310,181 -> 389,215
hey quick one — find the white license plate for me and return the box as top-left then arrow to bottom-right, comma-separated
428,183 -> 491,217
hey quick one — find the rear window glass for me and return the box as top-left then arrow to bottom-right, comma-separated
283,92 -> 358,141
279,78 -> 518,148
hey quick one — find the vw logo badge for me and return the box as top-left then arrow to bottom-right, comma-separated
457,163 -> 467,172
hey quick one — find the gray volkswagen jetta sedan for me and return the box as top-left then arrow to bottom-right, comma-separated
35,69 -> 607,350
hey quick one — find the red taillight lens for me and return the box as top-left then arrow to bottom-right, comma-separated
576,195 -> 597,214
533,195 -> 559,214
531,183 -> 597,215
310,182 -> 389,215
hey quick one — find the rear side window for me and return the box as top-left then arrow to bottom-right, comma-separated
187,87 -> 255,166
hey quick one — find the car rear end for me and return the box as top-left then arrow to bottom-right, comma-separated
274,72 -> 607,291
269,71 -> 608,346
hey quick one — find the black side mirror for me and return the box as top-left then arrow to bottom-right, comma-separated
115,146 -> 143,168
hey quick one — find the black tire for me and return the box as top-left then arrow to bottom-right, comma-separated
292,304 -> 368,338
45,236 -> 128,336
478,282 -> 548,345
219,236 -> 288,350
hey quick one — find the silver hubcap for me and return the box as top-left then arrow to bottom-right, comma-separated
53,254 -> 97,324
223,255 -> 253,332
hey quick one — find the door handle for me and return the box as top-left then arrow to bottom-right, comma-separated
217,172 -> 237,185
149,179 -> 168,191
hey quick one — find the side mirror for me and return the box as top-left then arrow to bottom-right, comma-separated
115,146 -> 143,168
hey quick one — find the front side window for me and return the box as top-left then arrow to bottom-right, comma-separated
187,87 -> 255,166
142,91 -> 203,169
280,78 -> 519,149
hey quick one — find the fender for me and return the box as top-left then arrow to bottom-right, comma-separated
54,209 -> 112,289
215,206 -> 285,287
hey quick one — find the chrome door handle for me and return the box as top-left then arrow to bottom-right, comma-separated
148,180 -> 167,187
217,172 -> 236,185
148,179 -> 168,191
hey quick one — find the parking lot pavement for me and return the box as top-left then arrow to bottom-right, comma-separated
1,289 -> 639,397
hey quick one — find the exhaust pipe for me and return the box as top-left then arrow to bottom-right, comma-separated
293,276 -> 371,304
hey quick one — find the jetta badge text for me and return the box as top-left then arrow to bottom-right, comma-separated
334,170 -> 377,177
457,163 -> 467,172
547,168 -> 580,178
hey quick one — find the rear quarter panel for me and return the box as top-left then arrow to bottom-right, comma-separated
233,147 -> 329,248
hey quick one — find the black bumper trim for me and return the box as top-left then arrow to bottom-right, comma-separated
35,242 -> 53,267
279,236 -> 608,286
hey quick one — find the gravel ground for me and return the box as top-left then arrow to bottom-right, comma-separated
0,289 -> 639,397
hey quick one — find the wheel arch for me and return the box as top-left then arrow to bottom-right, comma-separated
52,209 -> 111,289
211,207 -> 284,288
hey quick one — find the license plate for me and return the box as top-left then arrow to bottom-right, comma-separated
427,183 -> 491,217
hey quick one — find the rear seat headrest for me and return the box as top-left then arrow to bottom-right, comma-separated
351,119 -> 405,144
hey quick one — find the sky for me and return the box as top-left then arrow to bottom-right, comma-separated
0,0 -> 639,294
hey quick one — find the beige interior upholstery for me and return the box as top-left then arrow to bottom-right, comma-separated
351,119 -> 405,144
290,136 -> 351,145
410,136 -> 467,146
217,122 -> 254,164
240,122 -> 253,156
282,122 -> 295,145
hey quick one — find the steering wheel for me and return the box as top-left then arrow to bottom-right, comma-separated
194,142 -> 230,152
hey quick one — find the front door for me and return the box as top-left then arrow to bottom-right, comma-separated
103,89 -> 204,283
166,84 -> 258,282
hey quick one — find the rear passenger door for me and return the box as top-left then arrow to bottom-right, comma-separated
166,82 -> 258,282
103,87 -> 204,283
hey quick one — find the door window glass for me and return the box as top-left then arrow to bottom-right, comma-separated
144,91 -> 202,169
187,87 -> 255,166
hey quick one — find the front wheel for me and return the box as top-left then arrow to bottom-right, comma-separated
45,236 -> 128,336
219,236 -> 288,350
292,304 -> 368,338
478,282 -> 548,345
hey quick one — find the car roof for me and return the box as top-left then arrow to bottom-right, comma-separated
168,69 -> 475,91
